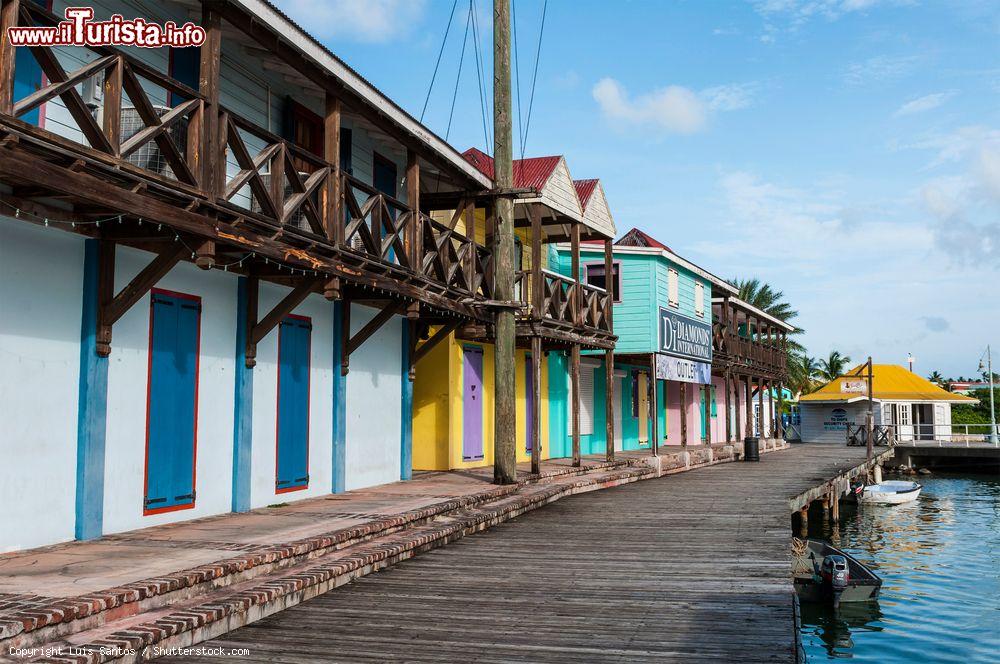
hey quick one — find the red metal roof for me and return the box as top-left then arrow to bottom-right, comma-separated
573,179 -> 599,211
462,148 -> 561,191
614,227 -> 672,252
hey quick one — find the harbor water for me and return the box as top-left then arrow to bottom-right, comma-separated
799,473 -> 1000,662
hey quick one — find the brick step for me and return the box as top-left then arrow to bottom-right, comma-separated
6,464 -> 654,663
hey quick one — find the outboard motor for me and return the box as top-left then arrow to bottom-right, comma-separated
821,554 -> 850,608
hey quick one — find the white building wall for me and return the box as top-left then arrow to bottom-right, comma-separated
0,220 -> 83,552
102,248 -> 238,534
344,306 -> 402,491
249,285 -> 334,509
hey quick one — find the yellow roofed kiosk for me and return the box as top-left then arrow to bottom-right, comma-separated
799,364 -> 977,443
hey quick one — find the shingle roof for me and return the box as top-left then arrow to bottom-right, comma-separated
462,148 -> 561,191
800,364 -> 979,403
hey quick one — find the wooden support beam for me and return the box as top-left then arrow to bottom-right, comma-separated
531,335 -> 542,474
744,375 -> 753,439
244,275 -> 259,367
341,296 -> 351,376
571,344 -> 581,467
194,239 -> 215,269
95,242 -> 187,356
0,0 -> 19,116
325,94 -> 343,244
346,301 -> 405,356
605,349 -> 615,462
650,354 -> 659,455
101,56 -> 123,157
570,223 -> 581,326
246,278 -> 320,367
412,321 -> 459,366
603,238 -> 614,325
198,5 -> 222,196
704,382 -> 712,446
680,382 -> 688,446
724,370 -> 732,444
530,204 -> 543,317
757,376 -> 765,439
322,277 -> 341,300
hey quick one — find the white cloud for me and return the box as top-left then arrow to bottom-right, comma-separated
844,55 -> 920,85
271,0 -> 426,43
893,91 -> 956,117
592,79 -> 755,134
754,0 -> 910,23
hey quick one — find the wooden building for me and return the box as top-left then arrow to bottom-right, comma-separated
800,364 -> 976,443
412,152 -> 616,472
0,0 -> 498,552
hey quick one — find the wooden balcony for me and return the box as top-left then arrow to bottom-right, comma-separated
0,1 -> 494,328
512,268 -> 615,350
711,298 -> 789,381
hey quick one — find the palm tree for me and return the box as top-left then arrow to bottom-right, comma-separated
788,354 -> 821,395
928,370 -> 944,385
731,279 -> 805,376
817,351 -> 852,381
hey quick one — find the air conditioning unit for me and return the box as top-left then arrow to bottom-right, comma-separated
250,172 -> 313,231
120,105 -> 189,178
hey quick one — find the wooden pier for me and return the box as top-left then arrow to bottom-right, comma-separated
170,444 -> 889,663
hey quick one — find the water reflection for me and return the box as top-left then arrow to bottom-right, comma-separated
798,474 -> 1000,662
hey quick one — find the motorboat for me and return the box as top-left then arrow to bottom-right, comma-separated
792,539 -> 882,608
856,480 -> 922,505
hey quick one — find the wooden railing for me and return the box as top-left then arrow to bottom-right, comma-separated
0,4 -> 494,303
712,320 -> 787,375
516,269 -> 612,334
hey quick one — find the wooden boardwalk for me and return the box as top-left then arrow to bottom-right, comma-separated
169,445 -> 881,663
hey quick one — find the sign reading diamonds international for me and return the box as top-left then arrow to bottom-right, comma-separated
658,308 -> 712,363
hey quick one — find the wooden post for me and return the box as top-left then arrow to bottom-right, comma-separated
531,336 -> 542,474
570,223 -> 581,326
198,5 -> 222,197
777,377 -> 785,441
340,297 -> 351,376
244,275 -> 259,367
866,356 -> 874,463
831,490 -> 840,523
798,505 -> 809,538
744,375 -> 753,439
605,350 -> 615,461
530,204 -> 542,317
571,344 -> 581,467
724,370 -> 732,444
102,56 -> 123,157
650,354 -> 659,455
757,376 -> 765,440
704,382 -> 712,446
0,0 -> 21,116
326,94 -> 343,244
95,239 -> 116,357
680,382 -> 688,446
492,0 -> 516,484
603,238 -> 614,324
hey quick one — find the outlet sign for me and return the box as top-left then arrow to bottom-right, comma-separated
658,308 -> 712,363
655,354 -> 712,385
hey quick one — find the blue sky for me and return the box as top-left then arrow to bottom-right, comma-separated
274,0 -> 999,378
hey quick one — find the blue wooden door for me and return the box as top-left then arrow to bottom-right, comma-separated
276,315 -> 311,492
462,347 -> 484,461
145,291 -> 200,514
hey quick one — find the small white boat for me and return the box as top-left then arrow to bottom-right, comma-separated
857,480 -> 922,505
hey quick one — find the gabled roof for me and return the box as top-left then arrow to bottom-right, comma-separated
462,148 -> 561,191
573,179 -> 616,240
615,228 -> 672,252
800,364 -> 979,404
574,179 -> 599,208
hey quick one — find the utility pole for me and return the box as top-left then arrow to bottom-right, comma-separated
492,0 -> 517,484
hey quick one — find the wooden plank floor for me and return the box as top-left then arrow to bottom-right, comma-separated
169,444 -> 875,663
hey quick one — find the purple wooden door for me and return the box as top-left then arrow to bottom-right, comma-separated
525,355 -> 534,453
463,347 -> 484,460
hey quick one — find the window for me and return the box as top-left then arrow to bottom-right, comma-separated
668,269 -> 679,308
167,46 -> 200,107
571,365 -> 596,436
585,263 -> 621,301
694,282 -> 705,318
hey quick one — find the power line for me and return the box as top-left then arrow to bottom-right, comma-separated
445,2 -> 473,141
520,0 -> 548,162
420,0 -> 460,123
470,0 -> 492,150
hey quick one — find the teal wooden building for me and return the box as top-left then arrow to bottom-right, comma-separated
551,228 -> 739,453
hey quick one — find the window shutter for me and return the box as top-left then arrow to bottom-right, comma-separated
695,282 -> 705,317
571,366 -> 595,436
668,269 -> 679,307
